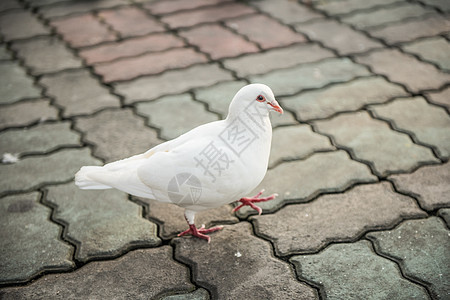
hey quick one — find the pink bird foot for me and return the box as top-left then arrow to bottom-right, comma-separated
232,189 -> 278,215
178,224 -> 224,243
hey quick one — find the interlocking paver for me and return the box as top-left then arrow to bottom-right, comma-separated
25,0 -> 71,7
0,61 -> 42,104
0,246 -> 195,299
139,200 -> 238,239
341,3 -> 435,30
249,57 -> 371,96
39,69 -> 120,117
368,217 -> 450,299
161,289 -> 209,300
369,14 -> 450,44
51,13 -> 116,48
254,182 -> 425,256
370,96 -> 450,159
291,240 -> 429,299
223,43 -> 335,77
225,15 -> 306,49
313,111 -> 439,177
295,19 -> 382,55
11,36 -> 82,74
179,24 -> 259,60
98,7 -> 165,38
355,49 -> 450,93
249,0 -> 323,24
269,125 -> 334,168
281,76 -> 407,121
136,93 -> 219,140
145,0 -> 232,15
312,0 -> 404,15
0,10 -> 49,40
75,109 -> 161,162
0,122 -> 80,157
161,2 -> 255,29
94,48 -> 208,83
425,86 -> 450,111
401,37 -> 450,71
388,162 -> 450,211
236,150 -> 377,217
78,33 -> 184,64
0,192 -> 74,284
417,0 -> 450,12
0,148 -> 100,195
114,64 -> 233,104
438,208 -> 450,226
45,182 -> 160,262
0,99 -> 58,130
38,0 -> 127,19
0,0 -> 21,12
174,222 -> 318,299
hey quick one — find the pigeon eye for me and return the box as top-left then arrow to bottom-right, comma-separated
256,95 -> 265,102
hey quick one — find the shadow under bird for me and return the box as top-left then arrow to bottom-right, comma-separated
75,83 -> 283,242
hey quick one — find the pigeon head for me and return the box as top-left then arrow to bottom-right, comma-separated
227,84 -> 283,118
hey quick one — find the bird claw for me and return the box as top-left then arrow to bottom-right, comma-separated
178,224 -> 224,243
232,190 -> 278,215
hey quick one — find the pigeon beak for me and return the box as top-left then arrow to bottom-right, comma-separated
268,99 -> 283,114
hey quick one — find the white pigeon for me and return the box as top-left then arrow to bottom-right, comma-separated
75,83 -> 283,242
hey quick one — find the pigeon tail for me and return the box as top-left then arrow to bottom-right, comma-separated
75,165 -> 155,199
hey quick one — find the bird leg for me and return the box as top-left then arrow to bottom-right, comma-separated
178,214 -> 223,243
232,189 -> 278,215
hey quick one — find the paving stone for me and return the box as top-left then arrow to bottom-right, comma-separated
0,148 -> 100,194
425,86 -> 450,111
0,44 -> 11,60
341,2 -> 436,30
254,182 -> 425,256
0,99 -> 58,130
179,24 -> 259,60
45,182 -> 160,262
249,57 -> 371,96
161,2 -> 256,29
115,64 -> 233,104
0,192 -> 74,284
223,43 -> 335,77
294,19 -> 382,55
388,162 -> 450,211
291,240 -> 429,299
145,0 -> 232,15
438,208 -> 450,226
269,125 -> 334,168
402,37 -> 450,71
313,111 -> 439,177
369,96 -> 450,159
236,150 -> 377,217
313,0 -> 404,16
369,14 -> 450,44
38,0 -> 127,19
0,122 -> 80,157
0,0 -> 21,12
173,222 -> 318,300
0,61 -> 42,104
161,288 -> 209,300
281,77 -> 408,121
39,69 -> 120,117
94,48 -> 208,83
138,199 -> 238,239
79,33 -> 184,64
355,49 -> 450,93
0,10 -> 49,40
417,0 -> 450,12
75,109 -> 161,162
24,0 -> 71,7
250,0 -> 323,24
98,6 -> 165,38
0,246 -> 195,299
225,14 -> 306,49
368,217 -> 450,299
136,93 -> 219,140
51,13 -> 116,48
11,36 -> 82,74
